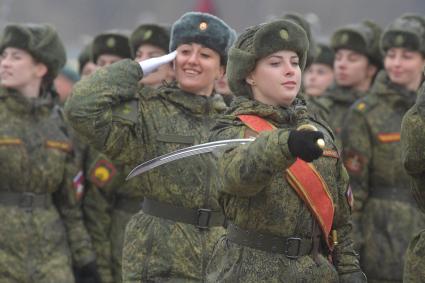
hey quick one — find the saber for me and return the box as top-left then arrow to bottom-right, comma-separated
126,138 -> 255,180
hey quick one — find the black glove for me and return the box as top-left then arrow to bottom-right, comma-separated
74,261 -> 102,283
288,130 -> 324,162
339,271 -> 367,283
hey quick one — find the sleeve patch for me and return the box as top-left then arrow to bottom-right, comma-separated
343,151 -> 366,175
377,133 -> 400,143
89,159 -> 117,188
73,170 -> 85,201
46,140 -> 72,153
0,137 -> 23,146
346,185 -> 354,210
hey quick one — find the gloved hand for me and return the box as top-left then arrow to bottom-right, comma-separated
139,50 -> 177,76
288,130 -> 324,162
339,271 -> 367,283
74,261 -> 102,283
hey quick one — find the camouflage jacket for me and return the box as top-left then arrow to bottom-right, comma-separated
65,59 -> 228,281
401,81 -> 425,213
83,96 -> 144,283
0,87 -> 95,267
341,71 -> 425,280
315,84 -> 368,148
207,96 -> 361,282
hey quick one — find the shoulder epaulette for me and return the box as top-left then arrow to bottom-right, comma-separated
352,94 -> 378,114
112,99 -> 139,124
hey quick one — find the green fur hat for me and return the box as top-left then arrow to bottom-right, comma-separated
169,12 -> 236,64
227,19 -> 309,97
78,43 -> 93,74
130,24 -> 170,57
313,43 -> 334,67
92,32 -> 132,63
282,12 -> 317,68
0,23 -> 66,81
381,14 -> 425,56
331,20 -> 382,67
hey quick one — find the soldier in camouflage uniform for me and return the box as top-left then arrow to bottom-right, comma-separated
304,43 -> 335,98
315,20 -> 382,147
65,12 -> 235,282
131,23 -> 174,87
401,84 -> 425,283
82,24 -> 176,283
0,23 -> 99,283
398,15 -> 425,283
92,31 -> 132,67
207,19 -> 364,283
341,14 -> 425,283
78,43 -> 97,79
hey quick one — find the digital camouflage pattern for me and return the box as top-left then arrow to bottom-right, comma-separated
206,96 -> 362,283
65,59 -> 227,282
0,88 -> 95,282
341,71 -> 425,282
82,96 -> 144,283
312,84 -> 369,148
401,81 -> 425,283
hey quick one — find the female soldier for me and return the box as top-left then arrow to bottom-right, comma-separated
65,12 -> 235,282
0,23 -> 99,282
206,20 -> 363,282
341,14 -> 425,283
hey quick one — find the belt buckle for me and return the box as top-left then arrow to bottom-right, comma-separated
196,208 -> 212,229
285,237 -> 302,259
20,192 -> 35,211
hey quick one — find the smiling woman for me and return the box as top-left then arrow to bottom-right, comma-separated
65,11 -> 236,282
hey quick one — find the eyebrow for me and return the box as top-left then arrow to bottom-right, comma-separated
267,54 -> 299,60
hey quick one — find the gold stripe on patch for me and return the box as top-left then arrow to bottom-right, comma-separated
377,133 -> 400,143
46,140 -> 72,152
323,149 -> 339,158
0,138 -> 23,146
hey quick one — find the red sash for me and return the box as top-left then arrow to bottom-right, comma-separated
238,114 -> 335,247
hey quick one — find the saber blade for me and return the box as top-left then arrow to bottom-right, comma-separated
126,138 -> 255,180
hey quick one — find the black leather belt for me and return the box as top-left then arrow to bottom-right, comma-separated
0,192 -> 52,211
115,197 -> 143,213
142,198 -> 226,229
369,186 -> 414,203
226,223 -> 317,259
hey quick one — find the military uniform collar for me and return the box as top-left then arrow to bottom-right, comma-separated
158,82 -> 226,115
325,84 -> 368,104
0,87 -> 55,115
372,70 -> 417,111
229,96 -> 308,125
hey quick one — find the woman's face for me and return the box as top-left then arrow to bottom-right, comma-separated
384,47 -> 425,91
0,47 -> 46,90
174,43 -> 224,96
135,44 -> 174,87
247,50 -> 302,107
334,49 -> 376,91
303,63 -> 334,97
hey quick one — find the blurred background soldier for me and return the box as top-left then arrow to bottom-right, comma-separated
314,20 -> 382,147
401,79 -> 425,283
78,43 -> 97,79
342,14 -> 425,283
304,43 -> 335,98
0,23 -> 100,283
130,23 -> 175,87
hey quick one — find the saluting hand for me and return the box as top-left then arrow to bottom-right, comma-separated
139,50 -> 177,76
